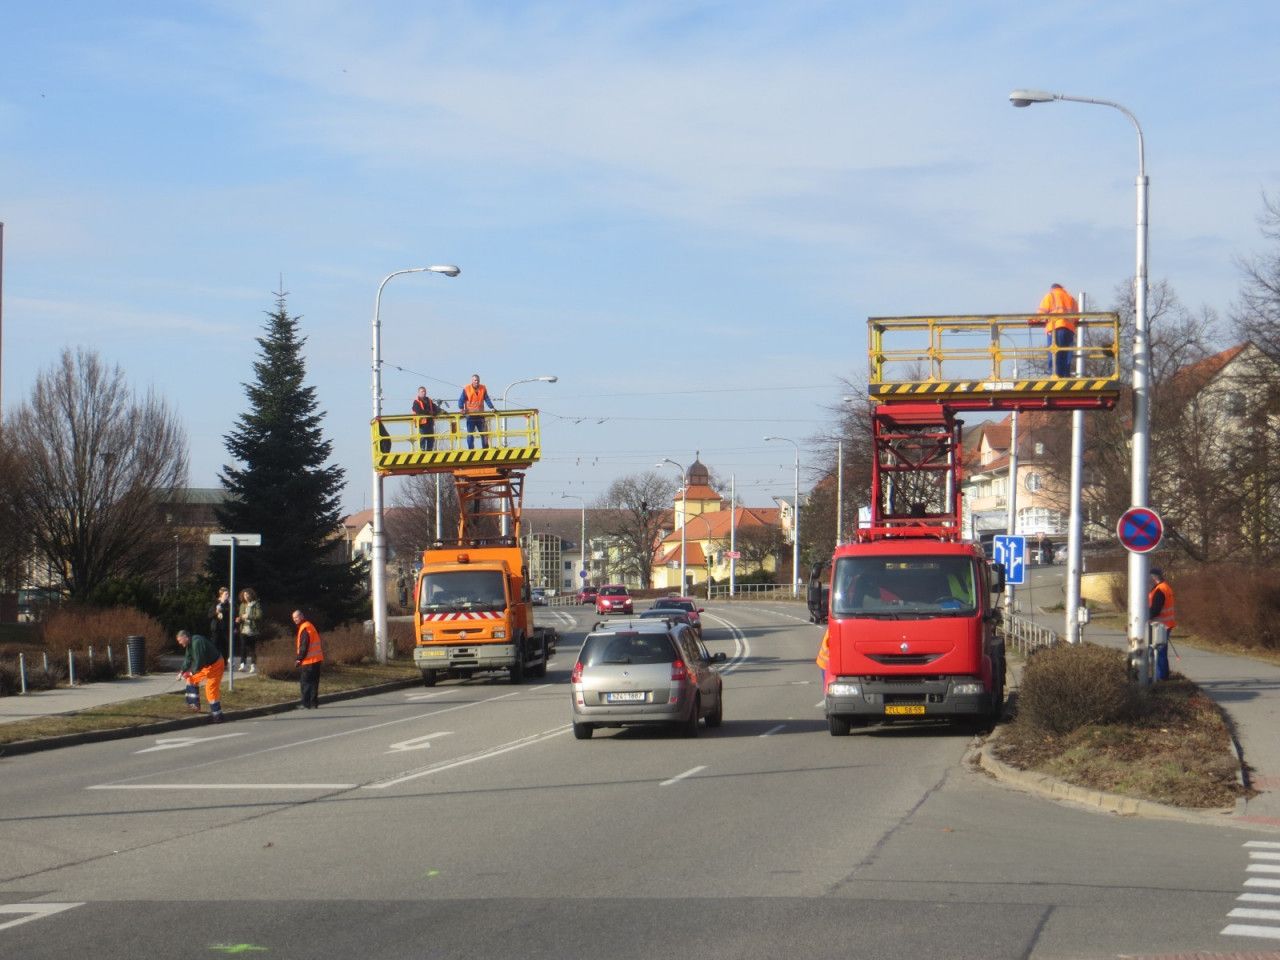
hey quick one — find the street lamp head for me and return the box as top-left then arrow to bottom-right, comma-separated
540,375 -> 559,383
763,435 -> 777,442
428,264 -> 461,277
1009,89 -> 1056,108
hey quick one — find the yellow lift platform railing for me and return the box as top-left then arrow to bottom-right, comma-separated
371,408 -> 541,476
868,313 -> 1122,409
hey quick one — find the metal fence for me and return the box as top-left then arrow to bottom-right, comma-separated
1003,612 -> 1060,657
706,583 -> 798,601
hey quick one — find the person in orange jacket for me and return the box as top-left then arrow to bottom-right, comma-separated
412,386 -> 438,452
816,628 -> 830,694
458,373 -> 496,450
1148,568 -> 1176,680
292,608 -> 324,709
1034,283 -> 1079,377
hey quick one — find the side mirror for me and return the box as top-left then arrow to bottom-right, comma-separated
712,651 -> 727,662
697,608 -> 705,613
991,563 -> 1006,594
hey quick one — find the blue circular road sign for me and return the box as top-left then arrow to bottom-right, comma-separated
1117,507 -> 1163,554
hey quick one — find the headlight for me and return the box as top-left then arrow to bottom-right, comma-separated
828,682 -> 861,697
420,631 -> 434,641
952,680 -> 984,696
493,629 -> 506,639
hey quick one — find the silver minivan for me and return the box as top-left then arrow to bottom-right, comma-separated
570,619 -> 725,739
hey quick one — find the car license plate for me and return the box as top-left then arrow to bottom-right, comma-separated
885,704 -> 925,716
606,692 -> 646,703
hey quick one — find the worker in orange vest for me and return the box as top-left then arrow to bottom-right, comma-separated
175,630 -> 226,723
1147,568 -> 1176,680
292,608 -> 324,709
1034,283 -> 1079,378
816,628 -> 830,693
458,373 -> 496,450
412,386 -> 437,452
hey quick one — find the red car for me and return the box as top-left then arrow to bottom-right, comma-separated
595,584 -> 633,615
650,596 -> 704,637
578,585 -> 598,605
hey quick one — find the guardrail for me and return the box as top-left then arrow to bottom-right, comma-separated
1003,612 -> 1060,657
707,584 -> 798,601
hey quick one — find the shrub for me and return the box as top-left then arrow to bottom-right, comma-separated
1178,564 -> 1280,651
1017,642 -> 1138,735
40,605 -> 168,675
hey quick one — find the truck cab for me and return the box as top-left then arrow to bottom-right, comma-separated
823,538 -> 1005,734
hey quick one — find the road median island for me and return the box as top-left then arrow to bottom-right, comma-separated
977,645 -> 1249,816
0,662 -> 422,757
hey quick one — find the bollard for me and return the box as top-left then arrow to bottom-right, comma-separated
43,651 -> 49,673
108,645 -> 114,670
89,645 -> 95,678
19,653 -> 28,695
67,650 -> 76,687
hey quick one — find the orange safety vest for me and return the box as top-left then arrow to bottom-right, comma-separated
815,629 -> 830,671
463,383 -> 489,413
296,620 -> 324,665
1037,286 -> 1079,334
412,396 -> 435,427
1148,581 -> 1176,630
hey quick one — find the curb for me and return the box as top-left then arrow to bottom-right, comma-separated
0,677 -> 423,758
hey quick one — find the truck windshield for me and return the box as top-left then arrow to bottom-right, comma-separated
420,571 -> 507,613
831,555 -> 976,618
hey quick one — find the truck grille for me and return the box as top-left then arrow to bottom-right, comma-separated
867,653 -> 941,666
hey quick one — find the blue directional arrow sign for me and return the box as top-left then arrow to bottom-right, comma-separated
992,534 -> 1027,585
1117,506 -> 1163,554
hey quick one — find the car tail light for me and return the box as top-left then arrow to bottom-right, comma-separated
670,659 -> 689,682
571,662 -> 584,684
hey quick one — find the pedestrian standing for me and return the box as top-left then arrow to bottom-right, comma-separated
1033,283 -> 1080,377
175,630 -> 226,723
209,586 -> 235,662
458,373 -> 496,449
292,608 -> 324,709
412,386 -> 438,452
1148,568 -> 1177,681
234,587 -> 263,673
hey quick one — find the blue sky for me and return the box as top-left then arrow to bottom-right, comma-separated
3,1 -> 1278,514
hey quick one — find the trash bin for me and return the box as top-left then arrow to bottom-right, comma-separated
126,635 -> 147,676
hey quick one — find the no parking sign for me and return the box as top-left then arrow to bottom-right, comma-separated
1117,507 -> 1163,554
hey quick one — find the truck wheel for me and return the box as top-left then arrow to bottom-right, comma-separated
828,714 -> 852,736
420,670 -> 437,687
680,697 -> 700,738
509,646 -> 525,685
572,722 -> 594,740
530,636 -> 548,678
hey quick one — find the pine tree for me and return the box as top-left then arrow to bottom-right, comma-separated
212,291 -> 365,627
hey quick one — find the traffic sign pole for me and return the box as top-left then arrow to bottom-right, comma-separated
208,534 -> 262,691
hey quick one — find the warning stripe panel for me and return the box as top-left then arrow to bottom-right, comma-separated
375,447 -> 541,472
423,612 -> 503,621
871,379 -> 1117,396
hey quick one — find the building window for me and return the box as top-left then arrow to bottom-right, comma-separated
1224,391 -> 1246,418
1034,441 -> 1045,456
1024,472 -> 1042,492
1017,507 -> 1064,534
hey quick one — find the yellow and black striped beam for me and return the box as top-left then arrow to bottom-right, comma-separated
375,446 -> 542,475
872,377 -> 1117,398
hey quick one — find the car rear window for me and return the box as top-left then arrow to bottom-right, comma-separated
654,598 -> 692,611
579,632 -> 675,666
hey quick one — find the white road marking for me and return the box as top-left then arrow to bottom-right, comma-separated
759,724 -> 786,737
0,902 -> 84,932
701,613 -> 750,674
404,691 -> 450,702
1246,878 -> 1280,888
526,684 -> 553,692
660,765 -> 706,787
1247,841 -> 1280,849
365,725 -> 570,789
89,783 -> 356,791
135,733 -> 245,754
1230,907 -> 1280,921
1241,893 -> 1280,903
1251,852 -> 1280,861
387,731 -> 454,753
1248,864 -> 1280,873
93,689 -> 526,789
1221,924 -> 1280,940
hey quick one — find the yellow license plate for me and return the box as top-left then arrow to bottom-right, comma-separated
885,704 -> 926,716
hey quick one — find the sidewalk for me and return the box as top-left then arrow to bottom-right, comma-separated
1020,603 -> 1280,829
0,671 -> 182,725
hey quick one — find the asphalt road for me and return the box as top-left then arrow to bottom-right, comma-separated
2,600 -> 1277,959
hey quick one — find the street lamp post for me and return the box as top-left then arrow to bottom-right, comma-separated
371,264 -> 460,665
561,494 -> 587,590
1010,88 -> 1151,665
501,375 -> 558,407
764,436 -> 801,598
658,459 -> 687,594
